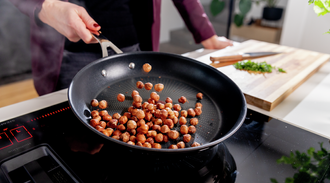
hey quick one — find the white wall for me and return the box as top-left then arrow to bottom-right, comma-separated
160,1 -> 184,43
280,0 -> 330,54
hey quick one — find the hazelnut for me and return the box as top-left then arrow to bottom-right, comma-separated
143,142 -> 152,148
154,83 -> 164,92
107,119 -> 118,128
136,142 -> 143,146
105,128 -> 114,136
95,125 -> 104,132
173,104 -> 181,111
146,137 -> 154,144
152,143 -> 162,149
137,124 -> 149,134
168,145 -> 178,149
145,82 -> 153,90
136,133 -> 146,143
117,93 -> 125,102
180,125 -> 188,134
194,107 -> 202,116
150,92 -> 159,101
177,141 -> 185,148
130,135 -> 136,142
195,103 -> 203,108
91,110 -> 99,118
136,81 -> 144,89
90,119 -> 100,127
91,99 -> 99,107
187,108 -> 196,117
183,134 -> 191,143
196,92 -> 203,100
152,124 -> 161,132
188,125 -> 197,134
163,135 -> 169,143
164,119 -> 174,129
178,96 -> 187,104
120,132 -> 130,142
112,113 -> 121,120
160,125 -> 170,134
180,110 -> 188,117
99,100 -> 108,109
155,133 -> 164,142
101,130 -> 111,137
142,102 -> 149,110
117,124 -> 126,131
102,114 -> 112,122
191,142 -> 201,147
165,103 -> 173,109
136,109 -> 145,119
131,90 -> 139,97
168,130 -> 179,140
154,119 -> 162,126
165,97 -> 173,103
179,117 -> 187,125
190,118 -> 199,126
143,63 -> 152,73
127,141 -> 135,145
133,95 -> 142,103
100,121 -> 107,128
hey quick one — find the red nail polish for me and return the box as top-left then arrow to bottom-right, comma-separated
93,23 -> 100,27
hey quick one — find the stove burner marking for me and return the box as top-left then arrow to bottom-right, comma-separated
10,126 -> 33,142
0,132 -> 13,150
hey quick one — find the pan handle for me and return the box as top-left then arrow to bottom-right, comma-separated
91,31 -> 123,57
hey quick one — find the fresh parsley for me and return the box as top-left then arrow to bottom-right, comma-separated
233,60 -> 286,73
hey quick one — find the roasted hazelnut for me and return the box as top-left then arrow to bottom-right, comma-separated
117,93 -> 125,102
127,141 -> 135,145
177,141 -> 185,148
131,108 -> 138,116
91,110 -> 99,118
173,111 -> 179,118
136,142 -> 143,146
156,103 -> 165,110
167,110 -> 175,119
163,135 -> 169,143
146,121 -> 153,129
154,118 -> 162,126
137,124 -> 149,134
119,116 -> 128,124
154,83 -> 164,92
117,124 -> 126,131
191,142 -> 201,147
165,103 -> 173,109
136,133 -> 146,143
123,112 -> 132,119
100,121 -> 107,128
160,125 -> 170,134
143,63 -> 152,73
147,130 -> 157,138
143,142 -> 152,148
131,90 -> 139,97
128,106 -> 134,113
168,145 -> 178,149
112,135 -> 120,140
102,114 -> 112,122
99,110 -> 108,117
155,133 -> 164,142
180,125 -> 188,134
101,129 -> 111,137
196,92 -> 203,100
99,100 -> 108,109
190,118 -> 199,126
137,119 -> 146,127
154,109 -> 161,118
173,104 -> 181,111
152,124 -> 161,132
147,98 -> 155,104
145,82 -> 153,90
194,107 -> 202,116
152,143 -> 162,149
136,109 -> 145,120
195,103 -> 203,108
145,112 -> 153,121
183,134 -> 191,143
179,117 -> 187,125
146,137 -> 154,144
165,97 -> 173,103
173,117 -> 178,124
107,119 -> 118,128
130,135 -> 136,142
93,115 -> 101,122
178,96 -> 187,104
133,102 -> 142,108
130,116 -> 138,122
113,130 -> 122,137
180,110 -> 188,118
142,102 -> 149,110
168,130 -> 179,140
164,119 -> 174,129
105,128 -> 114,136
90,119 -> 100,127
133,95 -> 142,103
160,109 -> 168,118
150,92 -> 159,102
128,129 -> 136,136
188,125 -> 196,134
136,81 -> 144,89
91,99 -> 99,107
187,108 -> 196,117
112,113 -> 121,120
120,132 -> 130,142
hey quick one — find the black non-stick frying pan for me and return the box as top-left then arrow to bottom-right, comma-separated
68,35 -> 246,154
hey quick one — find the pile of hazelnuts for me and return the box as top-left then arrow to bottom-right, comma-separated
88,63 -> 204,149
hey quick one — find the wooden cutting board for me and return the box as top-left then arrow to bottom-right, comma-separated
196,40 -> 330,111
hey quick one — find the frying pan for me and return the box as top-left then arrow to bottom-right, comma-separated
68,36 -> 247,154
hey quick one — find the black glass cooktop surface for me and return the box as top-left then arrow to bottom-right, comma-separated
0,102 -> 329,183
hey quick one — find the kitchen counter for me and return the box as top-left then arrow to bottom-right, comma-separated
1,43 -> 330,139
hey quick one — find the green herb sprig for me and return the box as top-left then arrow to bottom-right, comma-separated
308,0 -> 330,34
233,60 -> 286,73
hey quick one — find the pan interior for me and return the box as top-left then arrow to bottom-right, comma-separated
93,76 -> 222,147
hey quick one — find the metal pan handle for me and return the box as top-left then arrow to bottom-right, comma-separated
91,31 -> 123,57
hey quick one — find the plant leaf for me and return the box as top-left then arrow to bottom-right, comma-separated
234,13 -> 245,27
210,0 -> 225,17
239,0 -> 252,15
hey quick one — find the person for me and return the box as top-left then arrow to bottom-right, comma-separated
9,0 -> 233,96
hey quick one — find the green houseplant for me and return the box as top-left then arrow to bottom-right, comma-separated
210,0 -> 281,27
309,0 -> 330,33
262,0 -> 283,21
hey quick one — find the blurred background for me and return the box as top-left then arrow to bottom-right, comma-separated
1,0 -> 330,107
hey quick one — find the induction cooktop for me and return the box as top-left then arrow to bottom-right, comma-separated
0,101 -> 329,183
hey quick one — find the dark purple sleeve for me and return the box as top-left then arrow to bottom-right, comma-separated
172,0 -> 216,44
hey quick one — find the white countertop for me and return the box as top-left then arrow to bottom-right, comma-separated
1,45 -> 330,139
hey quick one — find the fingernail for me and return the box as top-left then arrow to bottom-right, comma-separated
93,23 -> 100,27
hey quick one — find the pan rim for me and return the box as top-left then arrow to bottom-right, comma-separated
68,51 -> 247,153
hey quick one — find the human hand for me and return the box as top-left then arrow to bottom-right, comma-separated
201,35 -> 233,49
38,0 -> 100,43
